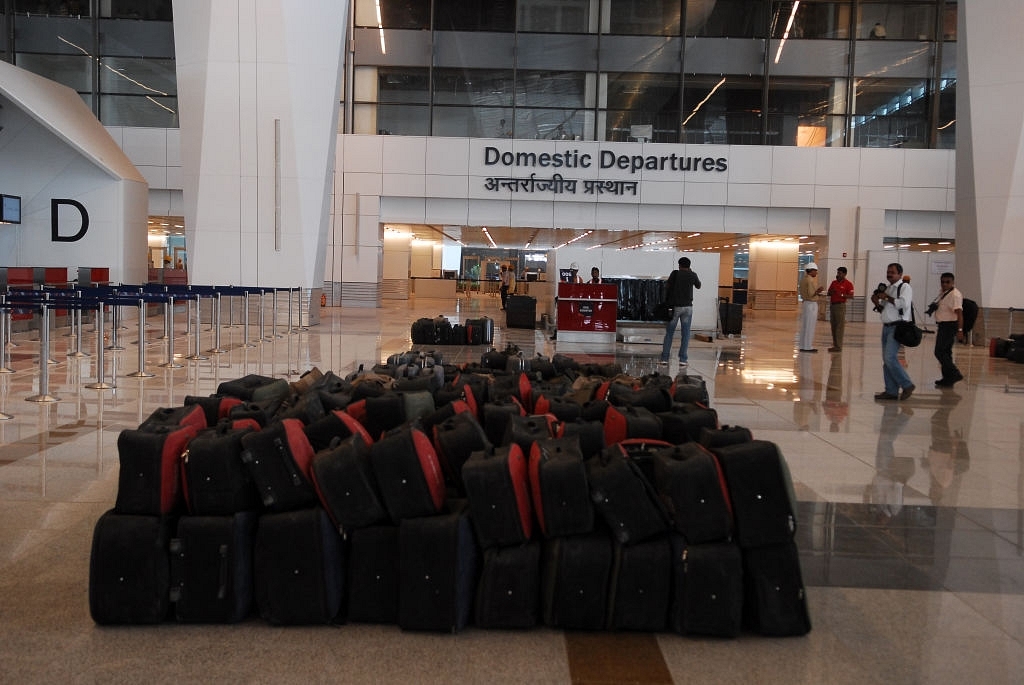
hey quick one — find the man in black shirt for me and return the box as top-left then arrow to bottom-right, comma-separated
660,257 -> 701,365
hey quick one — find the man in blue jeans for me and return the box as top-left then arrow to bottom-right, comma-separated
869,262 -> 915,401
660,256 -> 701,365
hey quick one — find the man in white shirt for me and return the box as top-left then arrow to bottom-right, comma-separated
930,272 -> 965,387
869,263 -> 915,401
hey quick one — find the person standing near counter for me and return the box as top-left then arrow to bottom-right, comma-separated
660,257 -> 701,366
798,263 -> 825,352
826,266 -> 854,352
499,264 -> 514,309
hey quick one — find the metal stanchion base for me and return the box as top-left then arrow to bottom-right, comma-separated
84,382 -> 114,389
26,394 -> 59,403
126,370 -> 155,378
0,412 -> 13,420
186,353 -> 210,361
206,347 -> 227,354
159,361 -> 184,369
105,344 -> 126,351
0,367 -> 13,374
68,351 -> 90,358
242,342 -> 256,348
47,358 -> 58,365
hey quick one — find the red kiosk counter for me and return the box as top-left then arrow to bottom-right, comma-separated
555,283 -> 618,343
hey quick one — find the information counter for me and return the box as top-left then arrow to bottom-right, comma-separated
556,283 -> 618,344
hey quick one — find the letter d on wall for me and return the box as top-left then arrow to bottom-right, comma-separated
51,199 -> 89,242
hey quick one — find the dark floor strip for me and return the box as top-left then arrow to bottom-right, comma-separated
565,632 -> 673,685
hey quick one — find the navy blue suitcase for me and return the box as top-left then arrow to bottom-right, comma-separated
670,536 -> 744,637
741,541 -> 812,636
607,537 -> 672,631
475,542 -> 541,629
346,525 -> 400,624
541,532 -> 613,630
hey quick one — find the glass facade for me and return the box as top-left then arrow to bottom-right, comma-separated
1,0 -> 955,147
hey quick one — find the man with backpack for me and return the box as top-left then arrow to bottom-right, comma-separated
929,272 -> 966,387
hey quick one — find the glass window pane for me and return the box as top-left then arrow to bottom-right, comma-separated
434,0 -> 515,32
606,72 -> 679,112
99,56 -> 176,96
608,0 -> 681,36
102,1 -> 173,20
514,108 -> 591,140
765,112 -> 847,146
99,94 -> 178,127
937,78 -> 955,150
433,105 -> 510,137
15,53 -> 92,92
518,0 -> 592,33
770,2 -> 852,40
857,2 -> 935,41
378,68 -> 430,104
852,77 -> 930,148
433,69 -> 514,106
604,109 -> 680,142
14,1 -> 91,16
688,0 -> 768,38
681,75 -> 763,144
376,104 -> 431,136
516,71 -> 587,108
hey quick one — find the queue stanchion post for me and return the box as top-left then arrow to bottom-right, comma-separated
0,298 -> 12,374
208,292 -> 226,354
85,299 -> 114,390
187,293 -> 208,361
106,300 -> 124,350
126,298 -> 155,378
287,287 -> 295,334
272,289 -> 283,338
26,302 -> 59,402
159,295 -> 183,368
258,289 -> 267,342
242,291 -> 255,348
69,293 -> 89,358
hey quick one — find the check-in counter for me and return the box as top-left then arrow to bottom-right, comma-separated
556,283 -> 618,343
412,277 -> 458,299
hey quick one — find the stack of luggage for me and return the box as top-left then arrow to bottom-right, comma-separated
90,358 -> 810,637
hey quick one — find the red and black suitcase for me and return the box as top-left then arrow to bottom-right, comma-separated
541,531 -> 613,630
254,507 -> 344,625
369,425 -> 445,524
672,374 -> 710,405
556,419 -> 606,460
698,425 -> 753,450
504,412 -> 558,454
138,404 -> 209,432
653,442 -> 734,544
475,541 -> 541,629
606,384 -> 673,413
528,437 -> 594,538
712,440 -> 798,548
115,423 -> 201,516
462,444 -> 533,548
303,409 -> 373,452
604,404 -> 664,445
532,394 -> 583,423
169,511 -> 257,623
432,411 -> 492,493
481,397 -> 526,446
398,507 -> 480,633
669,536 -> 744,637
587,444 -> 670,545
184,394 -> 244,427
89,509 -> 175,625
607,536 -> 672,632
345,392 -> 406,440
741,540 -> 812,636
239,418 -> 318,513
310,434 -> 388,534
346,525 -> 400,624
181,423 -> 261,516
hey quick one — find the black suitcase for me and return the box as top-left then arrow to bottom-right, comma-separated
181,424 -> 261,516
462,444 -> 533,548
673,374 -> 710,406
658,403 -> 719,444
482,398 -> 525,446
556,419 -> 606,460
533,395 -> 582,423
698,425 -> 753,449
411,318 -> 435,345
670,537 -> 744,637
475,541 -> 541,629
116,424 -> 201,516
89,509 -> 175,625
169,512 -> 257,623
369,426 -> 446,524
741,541 -> 812,636
184,394 -> 244,428
653,442 -> 734,543
398,508 -> 480,633
606,384 -> 673,413
541,532 -> 613,630
346,525 -> 400,624
239,418 -> 318,513
713,440 -> 798,548
466,321 -> 484,345
505,295 -> 537,329
587,444 -> 670,545
529,437 -> 594,538
216,374 -> 290,403
254,507 -> 344,625
719,299 -> 743,335
138,404 -> 209,432
607,537 -> 672,632
504,413 -> 557,454
310,434 -> 388,534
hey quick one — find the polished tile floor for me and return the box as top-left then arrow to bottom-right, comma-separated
1,292 -> 1023,684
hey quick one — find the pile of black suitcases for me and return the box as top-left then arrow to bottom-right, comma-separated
411,315 -> 493,346
90,358 -> 810,637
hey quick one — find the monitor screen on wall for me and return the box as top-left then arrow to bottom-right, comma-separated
1,195 -> 21,224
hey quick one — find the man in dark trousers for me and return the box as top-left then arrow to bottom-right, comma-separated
660,256 -> 701,366
930,272 -> 965,387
